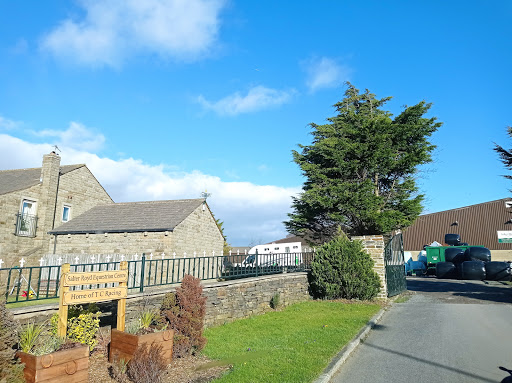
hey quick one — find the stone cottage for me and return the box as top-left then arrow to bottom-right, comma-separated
0,152 -> 113,266
48,199 -> 224,257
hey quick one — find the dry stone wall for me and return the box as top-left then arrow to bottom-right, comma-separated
11,273 -> 312,328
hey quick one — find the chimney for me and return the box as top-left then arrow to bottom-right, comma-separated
39,152 -> 61,233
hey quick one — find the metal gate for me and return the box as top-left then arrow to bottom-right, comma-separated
384,233 -> 407,297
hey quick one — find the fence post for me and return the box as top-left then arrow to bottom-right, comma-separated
255,252 -> 258,277
140,253 -> 146,293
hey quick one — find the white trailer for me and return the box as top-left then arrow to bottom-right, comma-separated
234,241 -> 304,267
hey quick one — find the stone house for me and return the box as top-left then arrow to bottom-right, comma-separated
48,199 -> 224,257
0,152 -> 113,266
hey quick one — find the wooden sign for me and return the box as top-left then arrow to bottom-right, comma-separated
63,287 -> 127,305
58,262 -> 128,337
63,270 -> 128,286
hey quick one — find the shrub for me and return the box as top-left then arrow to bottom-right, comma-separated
270,293 -> 280,309
50,304 -> 100,351
0,300 -> 24,383
161,275 -> 207,357
309,234 -> 381,300
127,343 -> 167,383
67,312 -> 100,351
110,354 -> 130,383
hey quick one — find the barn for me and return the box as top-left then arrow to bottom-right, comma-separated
403,198 -> 512,261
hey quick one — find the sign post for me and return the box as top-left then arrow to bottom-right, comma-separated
57,261 -> 128,337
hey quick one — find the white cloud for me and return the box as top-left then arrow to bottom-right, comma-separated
304,57 -> 351,92
0,116 -> 21,130
40,0 -> 226,67
197,86 -> 296,116
33,122 -> 105,151
0,132 -> 299,246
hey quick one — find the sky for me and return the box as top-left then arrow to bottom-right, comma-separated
0,1 -> 511,246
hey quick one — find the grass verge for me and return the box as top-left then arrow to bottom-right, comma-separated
203,300 -> 380,383
6,297 -> 59,308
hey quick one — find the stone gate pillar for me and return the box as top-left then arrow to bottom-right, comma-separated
352,235 -> 388,299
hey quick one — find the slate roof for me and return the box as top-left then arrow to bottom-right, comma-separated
0,165 -> 85,195
49,199 -> 205,234
266,235 -> 308,246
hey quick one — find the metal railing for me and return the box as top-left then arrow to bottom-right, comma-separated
14,213 -> 38,237
1,252 -> 314,304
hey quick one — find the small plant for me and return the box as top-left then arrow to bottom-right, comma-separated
50,304 -> 101,350
95,327 -> 111,357
270,293 -> 280,309
110,354 -> 130,383
127,343 -> 167,383
18,322 -> 45,354
138,309 -> 158,330
161,275 -> 207,358
67,311 -> 100,351
125,320 -> 142,335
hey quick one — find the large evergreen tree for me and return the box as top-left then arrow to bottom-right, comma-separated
285,83 -> 441,243
494,126 -> 512,185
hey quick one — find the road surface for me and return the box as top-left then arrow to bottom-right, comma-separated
330,277 -> 512,383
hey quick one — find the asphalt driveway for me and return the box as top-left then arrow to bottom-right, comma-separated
329,277 -> 512,383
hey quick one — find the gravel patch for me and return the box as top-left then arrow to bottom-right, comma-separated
88,352 -> 230,383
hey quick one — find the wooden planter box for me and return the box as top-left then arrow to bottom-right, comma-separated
17,345 -> 89,383
109,328 -> 174,364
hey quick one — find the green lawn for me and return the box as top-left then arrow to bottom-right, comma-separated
203,300 -> 380,383
6,297 -> 59,308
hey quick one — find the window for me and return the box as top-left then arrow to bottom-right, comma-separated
264,248 -> 270,251
274,247 -> 280,251
62,205 -> 71,222
293,245 -> 299,249
16,199 -> 38,237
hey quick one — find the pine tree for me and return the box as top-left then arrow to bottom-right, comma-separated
285,83 -> 441,242
494,126 -> 512,186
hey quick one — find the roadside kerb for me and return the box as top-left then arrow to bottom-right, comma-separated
313,306 -> 388,383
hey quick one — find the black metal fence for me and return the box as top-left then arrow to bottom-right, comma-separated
384,233 -> 407,297
2,252 -> 314,304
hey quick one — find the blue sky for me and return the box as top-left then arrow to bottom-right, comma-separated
1,1 -> 511,246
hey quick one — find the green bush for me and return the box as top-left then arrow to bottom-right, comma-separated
67,312 -> 100,351
50,304 -> 100,350
309,234 -> 381,300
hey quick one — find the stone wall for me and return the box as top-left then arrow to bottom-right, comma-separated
353,235 -> 387,299
11,273 -> 311,328
50,204 -> 224,257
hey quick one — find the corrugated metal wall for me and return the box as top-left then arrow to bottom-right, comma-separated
403,198 -> 512,251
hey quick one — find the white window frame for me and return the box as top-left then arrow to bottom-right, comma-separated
62,204 -> 72,222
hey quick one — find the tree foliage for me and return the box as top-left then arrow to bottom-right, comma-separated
309,234 -> 381,300
285,83 -> 441,242
494,126 -> 512,186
